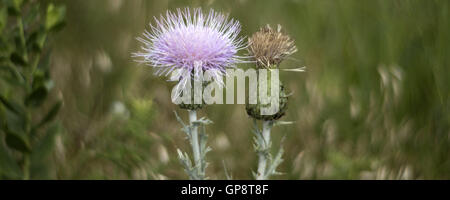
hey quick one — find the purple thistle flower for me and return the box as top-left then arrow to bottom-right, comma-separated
133,8 -> 246,86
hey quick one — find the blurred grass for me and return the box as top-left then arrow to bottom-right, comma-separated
48,0 -> 449,179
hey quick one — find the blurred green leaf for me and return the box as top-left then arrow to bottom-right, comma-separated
7,0 -> 23,16
36,50 -> 52,72
5,129 -> 30,153
0,65 -> 25,85
33,70 -> 53,91
1,76 -> 25,87
23,2 -> 40,26
10,51 -> 27,66
27,30 -> 47,53
31,69 -> 46,89
29,123 -> 62,179
36,101 -> 61,128
0,94 -> 26,116
24,86 -> 48,107
0,137 -> 23,179
4,108 -> 26,135
45,4 -> 66,32
0,37 -> 10,54
31,123 -> 60,165
0,7 -> 7,34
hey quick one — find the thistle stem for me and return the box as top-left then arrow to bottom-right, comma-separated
188,110 -> 202,179
256,150 -> 267,180
256,120 -> 272,180
262,120 -> 271,145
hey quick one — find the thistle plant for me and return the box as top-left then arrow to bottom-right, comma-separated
246,25 -> 297,180
0,0 -> 65,179
133,8 -> 245,180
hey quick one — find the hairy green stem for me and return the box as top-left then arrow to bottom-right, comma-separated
188,110 -> 202,178
256,120 -> 272,180
175,109 -> 210,180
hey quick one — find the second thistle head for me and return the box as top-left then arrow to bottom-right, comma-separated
248,24 -> 297,68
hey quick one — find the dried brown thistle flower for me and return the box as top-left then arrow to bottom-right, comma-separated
248,24 -> 297,68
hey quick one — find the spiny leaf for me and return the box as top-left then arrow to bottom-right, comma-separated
272,120 -> 295,127
173,111 -> 186,127
174,111 -> 191,137
192,117 -> 212,126
222,160 -> 233,180
265,144 -> 284,178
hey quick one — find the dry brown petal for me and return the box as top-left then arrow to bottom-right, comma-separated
248,24 -> 297,68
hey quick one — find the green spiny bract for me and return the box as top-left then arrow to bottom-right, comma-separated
246,75 -> 288,121
178,80 -> 208,111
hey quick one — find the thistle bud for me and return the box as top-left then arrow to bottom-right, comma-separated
246,72 -> 289,121
178,95 -> 205,110
177,78 -> 207,111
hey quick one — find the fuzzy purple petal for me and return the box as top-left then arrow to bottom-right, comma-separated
133,8 -> 246,83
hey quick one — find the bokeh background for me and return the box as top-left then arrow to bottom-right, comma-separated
3,0 -> 450,179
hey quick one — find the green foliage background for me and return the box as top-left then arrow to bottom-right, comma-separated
1,0 -> 449,179
1,0 -> 65,179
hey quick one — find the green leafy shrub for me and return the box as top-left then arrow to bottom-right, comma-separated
0,0 -> 65,179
